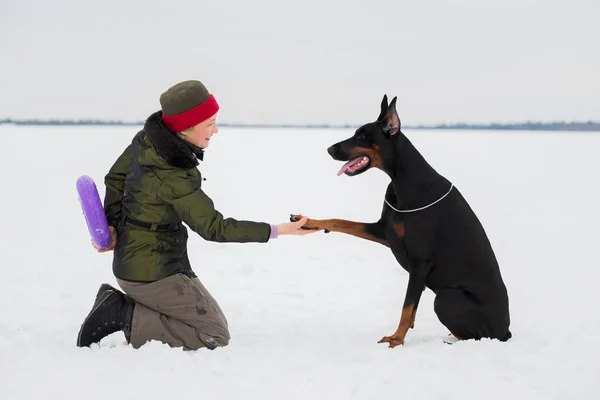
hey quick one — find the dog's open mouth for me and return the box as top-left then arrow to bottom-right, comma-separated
337,156 -> 370,176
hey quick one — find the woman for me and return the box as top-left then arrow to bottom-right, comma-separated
76,80 -> 315,350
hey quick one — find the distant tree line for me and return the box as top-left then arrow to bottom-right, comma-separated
0,118 -> 143,126
411,121 -> 600,132
0,118 -> 598,132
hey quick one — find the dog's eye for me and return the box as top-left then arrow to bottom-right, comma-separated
356,133 -> 367,140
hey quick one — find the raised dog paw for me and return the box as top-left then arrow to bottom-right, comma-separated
289,214 -> 304,223
289,214 -> 325,231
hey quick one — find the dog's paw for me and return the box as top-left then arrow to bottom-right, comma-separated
289,214 -> 325,231
290,214 -> 304,223
378,335 -> 405,348
290,213 -> 313,230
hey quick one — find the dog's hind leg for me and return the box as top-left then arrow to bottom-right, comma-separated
434,289 -> 511,342
290,214 -> 388,247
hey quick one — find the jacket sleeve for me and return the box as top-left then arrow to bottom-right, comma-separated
158,171 -> 271,243
103,145 -> 131,227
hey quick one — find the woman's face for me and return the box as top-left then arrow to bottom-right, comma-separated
180,114 -> 219,148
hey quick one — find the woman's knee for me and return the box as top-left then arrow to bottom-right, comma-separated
185,330 -> 230,350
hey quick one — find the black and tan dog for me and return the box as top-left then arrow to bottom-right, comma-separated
292,95 -> 511,347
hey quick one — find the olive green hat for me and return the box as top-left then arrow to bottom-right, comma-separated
160,80 -> 219,132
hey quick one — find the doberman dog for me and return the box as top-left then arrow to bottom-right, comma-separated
292,95 -> 511,347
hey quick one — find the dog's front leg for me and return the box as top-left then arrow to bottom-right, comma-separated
290,214 -> 388,247
378,260 -> 432,348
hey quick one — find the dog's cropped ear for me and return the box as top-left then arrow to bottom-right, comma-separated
383,96 -> 400,136
377,95 -> 389,122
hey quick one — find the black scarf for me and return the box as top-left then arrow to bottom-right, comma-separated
143,111 -> 205,169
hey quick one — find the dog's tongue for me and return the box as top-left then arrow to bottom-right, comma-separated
337,157 -> 362,176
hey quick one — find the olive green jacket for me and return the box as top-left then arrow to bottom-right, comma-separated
104,111 -> 271,282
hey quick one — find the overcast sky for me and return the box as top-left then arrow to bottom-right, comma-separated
1,0 -> 598,125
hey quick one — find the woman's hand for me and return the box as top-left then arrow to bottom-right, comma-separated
277,216 -> 319,236
92,226 -> 117,252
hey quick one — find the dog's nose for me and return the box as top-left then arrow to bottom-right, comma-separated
327,145 -> 337,156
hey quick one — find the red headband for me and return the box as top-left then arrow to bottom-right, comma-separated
162,95 -> 219,132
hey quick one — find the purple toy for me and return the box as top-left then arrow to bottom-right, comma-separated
76,175 -> 111,250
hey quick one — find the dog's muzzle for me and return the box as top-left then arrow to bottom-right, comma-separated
327,144 -> 339,157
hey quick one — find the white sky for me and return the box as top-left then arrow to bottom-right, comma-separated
0,0 -> 598,125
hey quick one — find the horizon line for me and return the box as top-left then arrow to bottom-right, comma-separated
1,118 -> 599,132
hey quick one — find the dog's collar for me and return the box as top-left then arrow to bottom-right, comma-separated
385,183 -> 454,213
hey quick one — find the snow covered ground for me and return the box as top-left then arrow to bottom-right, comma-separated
1,124 -> 599,399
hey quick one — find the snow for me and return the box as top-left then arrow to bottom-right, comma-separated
0,124 -> 599,399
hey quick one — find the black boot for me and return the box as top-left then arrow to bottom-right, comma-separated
77,284 -> 135,347
95,283 -> 123,301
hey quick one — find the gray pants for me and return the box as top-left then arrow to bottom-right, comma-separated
117,273 -> 230,350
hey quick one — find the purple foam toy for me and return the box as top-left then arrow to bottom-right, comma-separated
76,175 -> 111,249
